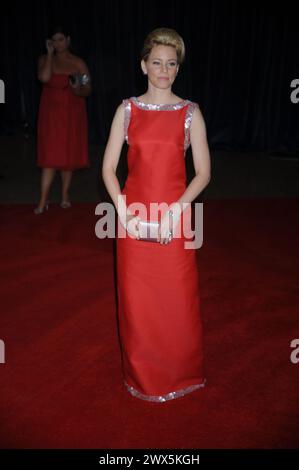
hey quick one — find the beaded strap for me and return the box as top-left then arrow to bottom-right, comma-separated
131,96 -> 189,111
184,102 -> 199,152
123,98 -> 131,144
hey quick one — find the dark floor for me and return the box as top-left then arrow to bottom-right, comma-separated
0,134 -> 299,204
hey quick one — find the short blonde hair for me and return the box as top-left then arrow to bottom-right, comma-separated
141,27 -> 185,65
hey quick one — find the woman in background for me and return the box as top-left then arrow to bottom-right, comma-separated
34,25 -> 91,214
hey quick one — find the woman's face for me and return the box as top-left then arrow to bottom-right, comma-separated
141,44 -> 179,90
51,33 -> 70,53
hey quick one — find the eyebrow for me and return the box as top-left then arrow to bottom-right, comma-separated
151,58 -> 177,61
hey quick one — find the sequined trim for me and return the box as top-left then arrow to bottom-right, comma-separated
123,99 -> 131,144
184,102 -> 199,152
131,96 -> 190,111
124,379 -> 206,403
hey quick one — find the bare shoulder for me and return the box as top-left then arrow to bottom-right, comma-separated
189,102 -> 207,136
108,102 -> 126,143
115,102 -> 125,121
71,54 -> 88,70
190,102 -> 205,121
173,94 -> 184,102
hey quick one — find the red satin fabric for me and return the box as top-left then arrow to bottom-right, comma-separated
116,98 -> 204,400
37,73 -> 89,170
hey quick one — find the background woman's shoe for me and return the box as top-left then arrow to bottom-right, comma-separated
34,203 -> 49,214
60,201 -> 71,209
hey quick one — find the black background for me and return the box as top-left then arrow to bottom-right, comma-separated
0,0 -> 299,154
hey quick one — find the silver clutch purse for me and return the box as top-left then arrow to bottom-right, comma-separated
137,220 -> 160,242
69,73 -> 90,86
137,211 -> 173,242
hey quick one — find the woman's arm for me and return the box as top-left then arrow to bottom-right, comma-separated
37,53 -> 53,83
159,105 -> 211,241
101,104 -> 136,228
176,105 -> 211,211
71,58 -> 92,97
37,39 -> 55,83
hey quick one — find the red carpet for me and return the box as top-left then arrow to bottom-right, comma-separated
0,199 -> 298,448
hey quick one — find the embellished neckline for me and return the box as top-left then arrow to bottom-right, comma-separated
131,96 -> 189,111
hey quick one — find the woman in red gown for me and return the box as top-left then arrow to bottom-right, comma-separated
35,26 -> 91,214
102,28 -> 211,402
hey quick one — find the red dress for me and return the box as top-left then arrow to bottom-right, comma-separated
37,73 -> 89,170
116,97 -> 205,402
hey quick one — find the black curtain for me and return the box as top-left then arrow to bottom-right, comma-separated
0,0 -> 299,154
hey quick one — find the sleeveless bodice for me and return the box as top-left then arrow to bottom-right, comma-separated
121,97 -> 198,216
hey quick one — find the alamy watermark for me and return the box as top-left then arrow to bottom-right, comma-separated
290,79 -> 299,103
290,338 -> 299,364
0,79 -> 4,103
0,339 -> 5,363
95,198 -> 203,249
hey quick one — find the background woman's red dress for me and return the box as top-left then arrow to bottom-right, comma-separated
37,73 -> 89,170
116,97 -> 205,402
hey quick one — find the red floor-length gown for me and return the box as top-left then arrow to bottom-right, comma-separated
116,97 -> 206,402
37,73 -> 89,170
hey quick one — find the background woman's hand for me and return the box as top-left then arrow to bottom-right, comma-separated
69,74 -> 80,90
46,39 -> 54,55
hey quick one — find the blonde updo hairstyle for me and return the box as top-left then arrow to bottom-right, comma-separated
141,27 -> 185,65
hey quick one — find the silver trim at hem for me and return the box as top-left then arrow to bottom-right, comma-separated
124,379 -> 206,403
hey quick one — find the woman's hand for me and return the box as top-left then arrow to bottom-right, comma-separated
120,213 -> 141,239
46,39 -> 54,55
69,75 -> 81,91
158,202 -> 183,245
